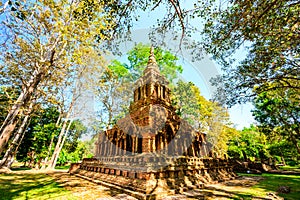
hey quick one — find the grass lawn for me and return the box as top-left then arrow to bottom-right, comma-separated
237,173 -> 300,200
1,169 -> 299,200
280,165 -> 300,172
0,172 -> 77,200
54,165 -> 70,170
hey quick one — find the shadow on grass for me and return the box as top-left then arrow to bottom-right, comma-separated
49,171 -> 130,199
254,173 -> 300,200
234,173 -> 300,200
55,165 -> 70,170
0,172 -> 74,200
11,166 -> 32,171
182,173 -> 300,200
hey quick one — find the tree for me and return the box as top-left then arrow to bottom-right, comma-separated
0,99 -> 35,168
0,0 -> 113,154
0,86 -> 19,124
172,80 -> 236,157
227,125 -> 270,161
93,43 -> 183,128
15,106 -> 60,168
125,43 -> 183,82
197,1 -> 300,155
253,88 -> 300,154
172,80 -> 201,126
201,0 -> 299,105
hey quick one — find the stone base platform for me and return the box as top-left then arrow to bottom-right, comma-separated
70,156 -> 236,200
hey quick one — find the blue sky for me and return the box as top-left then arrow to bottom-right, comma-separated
111,5 -> 255,130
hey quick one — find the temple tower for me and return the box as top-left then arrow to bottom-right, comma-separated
71,47 -> 237,200
128,46 -> 180,153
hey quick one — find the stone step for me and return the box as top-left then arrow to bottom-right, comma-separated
75,173 -> 151,200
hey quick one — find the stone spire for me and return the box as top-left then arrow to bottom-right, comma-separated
135,46 -> 169,88
143,46 -> 160,75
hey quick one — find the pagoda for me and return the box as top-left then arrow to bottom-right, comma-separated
71,47 -> 236,199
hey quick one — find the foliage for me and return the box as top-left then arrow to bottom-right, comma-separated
227,125 -> 270,161
64,120 -> 87,153
125,43 -> 183,81
0,86 -> 19,124
252,88 -> 300,154
172,80 -> 236,157
228,124 -> 299,164
0,0 -> 114,154
16,106 -> 60,163
15,105 -> 89,167
172,80 -> 201,125
93,43 -> 183,128
57,141 -> 93,166
198,0 -> 300,159
201,0 -> 300,105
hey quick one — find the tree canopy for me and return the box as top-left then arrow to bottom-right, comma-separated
201,0 -> 299,105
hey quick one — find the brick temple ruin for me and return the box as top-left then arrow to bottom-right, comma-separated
71,47 -> 236,199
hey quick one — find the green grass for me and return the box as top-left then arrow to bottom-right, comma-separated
237,173 -> 300,200
280,165 -> 300,172
54,165 -> 70,170
0,173 -> 77,200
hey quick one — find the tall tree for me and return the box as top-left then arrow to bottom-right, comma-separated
0,0 -> 113,153
15,106 -> 60,168
253,88 -> 300,154
197,0 -> 300,153
227,125 -> 270,161
201,0 -> 299,105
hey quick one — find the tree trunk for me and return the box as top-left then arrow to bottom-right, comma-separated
0,101 -> 34,168
56,119 -> 73,166
47,106 -> 74,170
41,135 -> 54,169
48,118 -> 70,169
48,93 -> 76,169
28,151 -> 35,168
0,70 -> 43,154
288,130 -> 300,155
59,119 -> 73,152
41,112 -> 63,169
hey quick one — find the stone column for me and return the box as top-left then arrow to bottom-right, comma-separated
183,138 -> 187,156
98,143 -> 102,157
152,136 -> 156,152
123,138 -> 127,155
150,83 -> 154,97
108,141 -> 112,156
135,136 -> 138,153
160,136 -> 163,151
141,136 -> 150,153
191,143 -> 196,157
143,85 -> 146,98
131,136 -> 135,154
103,142 -> 107,156
157,85 -> 161,98
134,90 -> 138,101
200,144 -> 206,157
174,138 -> 178,156
198,142 -> 201,157
115,140 -> 119,156
164,135 -> 168,155
148,137 -> 151,152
